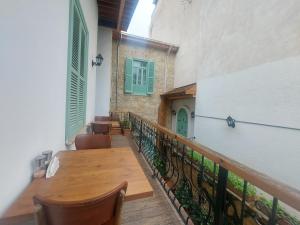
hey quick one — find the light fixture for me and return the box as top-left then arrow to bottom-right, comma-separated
226,116 -> 236,128
92,54 -> 103,67
191,112 -> 195,118
171,110 -> 176,116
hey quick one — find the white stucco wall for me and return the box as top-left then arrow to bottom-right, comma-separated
0,0 -> 98,215
95,26 -> 112,116
195,56 -> 300,189
151,0 -> 300,85
150,0 -> 198,87
171,99 -> 195,139
151,0 -> 300,189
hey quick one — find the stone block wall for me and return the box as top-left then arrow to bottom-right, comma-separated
110,40 -> 175,122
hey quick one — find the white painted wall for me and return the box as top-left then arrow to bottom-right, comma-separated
151,0 -> 300,86
195,56 -> 300,189
95,27 -> 112,116
171,99 -> 195,139
0,0 -> 98,215
151,0 -> 300,189
150,0 -> 198,87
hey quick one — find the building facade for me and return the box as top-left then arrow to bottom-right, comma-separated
110,33 -> 177,122
150,0 -> 300,189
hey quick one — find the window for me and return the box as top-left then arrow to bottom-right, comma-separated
124,58 -> 155,95
65,0 -> 89,143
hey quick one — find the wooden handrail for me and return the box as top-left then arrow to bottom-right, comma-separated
129,112 -> 300,211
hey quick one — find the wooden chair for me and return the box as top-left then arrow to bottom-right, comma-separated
110,113 -> 120,121
95,116 -> 111,121
33,181 -> 128,225
75,134 -> 111,150
91,123 -> 111,135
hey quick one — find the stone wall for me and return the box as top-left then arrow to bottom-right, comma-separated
110,40 -> 175,122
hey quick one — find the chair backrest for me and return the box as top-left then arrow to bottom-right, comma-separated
91,123 -> 111,135
75,134 -> 111,150
95,116 -> 111,121
34,181 -> 128,225
110,113 -> 120,121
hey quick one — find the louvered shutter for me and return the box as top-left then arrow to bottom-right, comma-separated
78,27 -> 87,127
147,61 -> 155,94
124,58 -> 133,93
66,0 -> 88,143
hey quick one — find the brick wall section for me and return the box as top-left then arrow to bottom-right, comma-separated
110,40 -> 175,122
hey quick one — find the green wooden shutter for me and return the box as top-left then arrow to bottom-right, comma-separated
124,58 -> 133,93
147,61 -> 155,94
66,0 -> 88,143
78,27 -> 87,126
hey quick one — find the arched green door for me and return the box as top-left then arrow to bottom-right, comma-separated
176,108 -> 188,137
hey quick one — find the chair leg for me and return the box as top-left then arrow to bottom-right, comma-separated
34,204 -> 47,225
114,190 -> 126,225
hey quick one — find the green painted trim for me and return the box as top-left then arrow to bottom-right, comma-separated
124,57 -> 133,93
65,0 -> 74,144
176,108 -> 188,137
132,57 -> 149,63
83,26 -> 89,128
124,57 -> 155,96
75,0 -> 89,39
146,61 -> 155,94
65,0 -> 89,144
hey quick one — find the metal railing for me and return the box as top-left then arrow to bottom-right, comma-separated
113,111 -> 300,225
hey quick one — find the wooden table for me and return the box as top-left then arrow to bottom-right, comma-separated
92,121 -> 120,128
1,148 -> 153,224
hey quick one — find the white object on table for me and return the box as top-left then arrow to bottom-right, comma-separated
46,156 -> 60,179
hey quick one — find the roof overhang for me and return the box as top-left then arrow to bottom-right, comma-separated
113,31 -> 179,53
97,0 -> 138,31
161,83 -> 196,100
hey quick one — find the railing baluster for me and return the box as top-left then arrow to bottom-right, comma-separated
197,155 -> 205,207
139,120 -> 143,153
268,197 -> 278,225
240,180 -> 248,225
212,163 -> 217,200
214,166 -> 228,225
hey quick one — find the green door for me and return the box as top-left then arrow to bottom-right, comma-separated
176,108 -> 188,137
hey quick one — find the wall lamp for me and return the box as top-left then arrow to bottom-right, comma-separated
171,110 -> 176,116
226,116 -> 236,128
92,54 -> 103,67
191,112 -> 195,118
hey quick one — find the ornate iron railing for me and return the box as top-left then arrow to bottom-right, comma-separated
113,111 -> 300,225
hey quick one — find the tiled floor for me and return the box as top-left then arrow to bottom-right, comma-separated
111,135 -> 183,225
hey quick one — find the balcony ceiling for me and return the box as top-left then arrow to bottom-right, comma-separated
97,0 -> 139,31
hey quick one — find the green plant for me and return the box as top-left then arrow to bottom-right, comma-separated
175,177 -> 212,225
227,172 -> 257,197
175,177 -> 193,208
153,152 -> 166,177
120,120 -> 130,129
187,149 -> 257,198
258,198 -> 300,225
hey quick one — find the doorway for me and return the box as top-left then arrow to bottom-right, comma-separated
176,108 -> 188,137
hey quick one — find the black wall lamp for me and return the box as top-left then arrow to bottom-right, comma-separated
191,112 -> 195,118
226,116 -> 236,128
171,110 -> 176,116
92,54 -> 103,67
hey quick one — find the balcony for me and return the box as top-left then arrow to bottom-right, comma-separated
117,112 -> 300,225
1,112 -> 300,225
